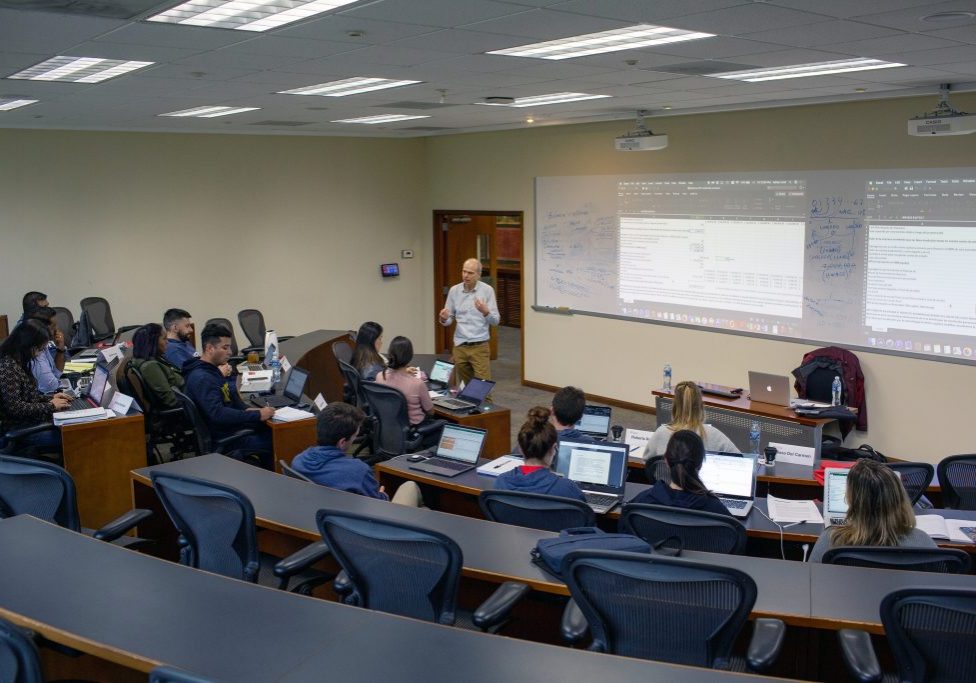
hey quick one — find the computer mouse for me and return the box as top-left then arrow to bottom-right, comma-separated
407,454 -> 427,462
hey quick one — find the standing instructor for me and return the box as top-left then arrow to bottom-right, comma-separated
439,258 -> 500,385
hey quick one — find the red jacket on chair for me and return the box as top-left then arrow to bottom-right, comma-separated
793,346 -> 867,432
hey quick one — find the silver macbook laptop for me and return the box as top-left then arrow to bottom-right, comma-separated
554,440 -> 629,513
748,371 -> 792,407
408,424 -> 487,478
68,364 -> 112,411
432,378 -> 495,412
575,404 -> 611,439
823,467 -> 850,527
428,359 -> 454,388
699,452 -> 757,518
251,366 -> 309,408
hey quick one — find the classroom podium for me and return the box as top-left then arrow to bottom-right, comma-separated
280,329 -> 353,404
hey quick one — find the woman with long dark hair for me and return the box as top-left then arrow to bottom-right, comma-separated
375,335 -> 440,448
131,323 -> 184,409
351,321 -> 385,381
631,429 -> 730,516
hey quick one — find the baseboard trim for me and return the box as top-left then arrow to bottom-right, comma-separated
520,380 -> 655,415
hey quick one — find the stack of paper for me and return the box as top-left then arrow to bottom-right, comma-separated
766,496 -> 824,525
63,361 -> 96,373
272,407 -> 315,422
53,408 -> 111,426
915,515 -> 976,543
476,455 -> 523,477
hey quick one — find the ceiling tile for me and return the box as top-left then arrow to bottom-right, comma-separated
275,14 -> 440,43
68,40 -> 205,63
768,1 -> 940,20
742,20 -> 904,48
391,29 -> 530,54
887,44 -> 976,66
464,8 -> 627,39
663,4 -> 834,36
924,25 -> 976,43
342,0 -> 530,28
550,0 -> 751,23
851,0 -> 976,32
216,36 -> 359,59
90,22 -> 251,50
0,9 -> 125,52
825,32 -> 966,57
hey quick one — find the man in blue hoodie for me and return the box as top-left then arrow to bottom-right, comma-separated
551,386 -> 598,445
183,322 -> 274,468
291,402 -> 421,506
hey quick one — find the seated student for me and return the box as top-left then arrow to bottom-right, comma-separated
162,308 -> 197,369
495,407 -> 586,502
373,335 -> 439,449
351,321 -> 385,381
0,321 -> 71,453
291,402 -> 422,506
17,291 -> 48,325
642,381 -> 739,460
550,385 -> 598,444
809,458 -> 936,562
630,429 -> 731,517
183,322 -> 273,469
131,323 -> 184,410
26,307 -> 68,394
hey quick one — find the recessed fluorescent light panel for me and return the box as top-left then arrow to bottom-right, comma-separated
0,97 -> 38,111
160,106 -> 260,118
148,0 -> 359,32
487,24 -> 713,60
331,114 -> 430,124
712,58 -> 905,82
279,77 -> 422,97
6,57 -> 153,83
477,92 -> 611,107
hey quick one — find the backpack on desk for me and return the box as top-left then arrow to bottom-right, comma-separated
820,440 -> 887,463
531,527 -> 650,579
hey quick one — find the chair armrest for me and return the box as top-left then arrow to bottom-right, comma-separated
240,345 -> 264,356
472,581 -> 530,631
5,423 -> 59,440
273,541 -> 331,581
746,618 -> 786,672
214,429 -> 256,452
92,508 -> 153,542
333,570 -> 358,604
413,419 -> 447,437
837,629 -> 883,683
115,325 -> 141,336
560,599 -> 590,645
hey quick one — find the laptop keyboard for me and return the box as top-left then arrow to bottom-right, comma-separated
584,492 -> 619,508
719,497 -> 748,510
435,398 -> 473,411
423,457 -> 472,472
68,397 -> 92,411
829,517 -> 847,526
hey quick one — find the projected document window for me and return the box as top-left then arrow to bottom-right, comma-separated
567,449 -> 611,486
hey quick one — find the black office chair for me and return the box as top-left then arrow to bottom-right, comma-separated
838,587 -> 976,683
563,550 -> 785,672
150,471 -> 332,593
0,455 -> 151,544
149,666 -> 220,683
79,296 -> 138,343
360,381 -> 445,463
643,455 -> 671,485
124,361 -> 194,466
280,461 -> 313,482
887,462 -> 934,506
237,309 -> 292,350
0,421 -> 61,461
937,454 -> 976,510
51,306 -> 82,352
335,359 -> 372,456
822,546 -> 971,574
0,617 -> 43,683
332,338 -> 354,366
478,490 -> 595,531
172,388 -> 271,468
203,318 -> 246,362
316,509 -> 528,631
620,503 -> 748,555
333,342 -> 356,403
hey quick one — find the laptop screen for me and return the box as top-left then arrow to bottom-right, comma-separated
88,365 -> 110,406
824,469 -> 850,517
435,424 -> 486,464
429,360 -> 454,384
457,377 -> 495,404
283,366 -> 309,400
554,441 -> 628,493
575,405 -> 611,437
700,452 -> 756,498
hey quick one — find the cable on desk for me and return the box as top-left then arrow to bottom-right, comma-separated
755,506 -> 787,561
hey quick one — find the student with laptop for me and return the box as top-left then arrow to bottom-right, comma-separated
494,407 -> 585,502
642,381 -> 739,460
631,430 -> 732,517
291,402 -> 422,506
0,320 -> 70,453
374,336 -> 441,449
510,386 -> 598,456
26,306 -> 68,394
131,323 -> 185,410
809,459 -> 936,562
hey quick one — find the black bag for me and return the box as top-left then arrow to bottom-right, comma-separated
821,441 -> 887,463
531,527 -> 650,578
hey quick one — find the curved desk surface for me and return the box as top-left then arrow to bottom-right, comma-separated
280,329 -> 352,404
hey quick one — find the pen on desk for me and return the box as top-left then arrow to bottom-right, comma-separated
783,521 -> 808,528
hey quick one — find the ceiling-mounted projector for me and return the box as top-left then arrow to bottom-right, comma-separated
908,83 -> 975,136
616,109 -> 668,151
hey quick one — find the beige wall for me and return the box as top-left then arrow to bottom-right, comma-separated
0,129 -> 432,347
425,93 -> 976,463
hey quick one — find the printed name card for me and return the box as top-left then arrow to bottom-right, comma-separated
769,442 -> 815,467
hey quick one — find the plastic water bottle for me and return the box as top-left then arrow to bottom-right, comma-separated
269,349 -> 281,387
831,376 -> 842,406
749,420 -> 761,455
663,362 -> 672,392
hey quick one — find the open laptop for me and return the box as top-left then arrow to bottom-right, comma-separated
432,378 -> 495,412
408,424 -> 487,477
823,467 -> 850,527
748,371 -> 792,407
250,366 -> 309,409
554,440 -> 629,513
67,364 -> 111,411
427,359 -> 454,389
575,404 -> 611,439
699,452 -> 757,518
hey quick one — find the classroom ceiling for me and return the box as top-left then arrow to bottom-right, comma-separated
1,0 -> 975,137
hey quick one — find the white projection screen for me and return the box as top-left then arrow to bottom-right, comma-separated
535,169 -> 976,365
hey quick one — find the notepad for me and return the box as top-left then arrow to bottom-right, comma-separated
766,496 -> 823,525
914,515 -> 976,544
272,407 -> 315,422
53,408 -> 110,426
476,455 -> 523,477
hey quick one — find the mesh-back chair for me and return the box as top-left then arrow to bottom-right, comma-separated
333,343 -> 356,403
280,461 -> 312,482
150,472 -> 330,593
839,588 -> 976,683
316,509 -> 527,631
0,617 -> 43,683
126,362 -> 193,465
887,462 -> 934,506
643,455 -> 671,485
620,503 -> 748,555
237,309 -> 292,351
0,421 -> 60,461
479,490 -> 595,531
0,455 -> 150,542
360,381 -> 445,463
563,550 -> 784,672
937,454 -> 976,510
203,318 -> 242,359
150,666 -> 220,683
79,296 -> 138,343
336,359 -> 372,456
823,546 -> 971,574
51,306 -> 77,348
172,389 -> 268,467
332,339 -> 354,366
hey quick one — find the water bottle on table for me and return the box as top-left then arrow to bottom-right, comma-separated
749,420 -> 761,456
831,375 -> 842,406
269,349 -> 281,387
663,362 -> 672,392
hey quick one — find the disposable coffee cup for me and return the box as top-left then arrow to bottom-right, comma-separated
763,446 -> 777,467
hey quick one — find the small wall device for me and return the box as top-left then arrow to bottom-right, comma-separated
380,263 -> 400,278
